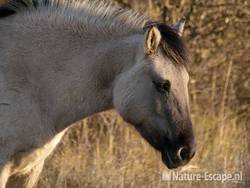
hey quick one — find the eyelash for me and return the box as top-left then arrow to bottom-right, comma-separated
153,80 -> 171,94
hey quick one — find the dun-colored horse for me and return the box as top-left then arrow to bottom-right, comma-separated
0,0 -> 196,187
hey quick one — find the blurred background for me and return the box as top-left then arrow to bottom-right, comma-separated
1,0 -> 249,187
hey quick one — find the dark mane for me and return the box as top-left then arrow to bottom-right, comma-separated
0,0 -> 32,18
0,0 -> 149,36
144,21 -> 189,66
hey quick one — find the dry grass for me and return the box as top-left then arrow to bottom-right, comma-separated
37,108 -> 248,188
40,90 -> 250,187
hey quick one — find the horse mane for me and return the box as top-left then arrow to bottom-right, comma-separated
0,0 -> 149,33
0,0 -> 188,65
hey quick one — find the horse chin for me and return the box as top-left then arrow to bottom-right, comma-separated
161,151 -> 179,169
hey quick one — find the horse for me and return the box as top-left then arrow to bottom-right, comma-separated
0,0 -> 196,187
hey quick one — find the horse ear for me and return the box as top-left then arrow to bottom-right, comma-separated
145,26 -> 162,55
173,17 -> 186,36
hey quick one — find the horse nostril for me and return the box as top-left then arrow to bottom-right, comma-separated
177,147 -> 191,161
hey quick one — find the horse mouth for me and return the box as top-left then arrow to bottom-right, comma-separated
161,152 -> 176,169
161,150 -> 192,169
161,151 -> 181,169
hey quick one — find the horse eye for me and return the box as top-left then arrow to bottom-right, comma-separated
153,80 -> 171,94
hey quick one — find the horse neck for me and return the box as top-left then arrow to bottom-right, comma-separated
51,33 -> 143,132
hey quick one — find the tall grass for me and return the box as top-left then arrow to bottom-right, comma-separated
37,110 -> 248,187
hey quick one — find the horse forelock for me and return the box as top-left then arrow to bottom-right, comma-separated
160,24 -> 189,66
144,21 -> 189,66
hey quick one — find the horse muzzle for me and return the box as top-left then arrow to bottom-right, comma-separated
161,146 -> 196,169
